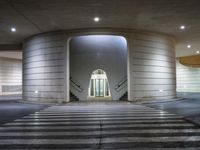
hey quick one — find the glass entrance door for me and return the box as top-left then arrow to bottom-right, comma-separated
95,79 -> 104,97
89,69 -> 111,98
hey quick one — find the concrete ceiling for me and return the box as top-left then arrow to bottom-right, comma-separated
1,0 -> 200,57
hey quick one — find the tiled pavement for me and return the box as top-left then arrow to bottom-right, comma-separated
0,103 -> 200,149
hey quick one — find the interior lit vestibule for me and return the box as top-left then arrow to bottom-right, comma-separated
69,35 -> 128,101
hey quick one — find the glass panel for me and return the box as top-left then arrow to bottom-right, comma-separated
105,79 -> 109,96
99,79 -> 104,96
90,79 -> 94,96
95,79 -> 100,96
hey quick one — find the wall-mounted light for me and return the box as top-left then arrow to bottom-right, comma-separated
34,90 -> 38,94
196,51 -> 200,54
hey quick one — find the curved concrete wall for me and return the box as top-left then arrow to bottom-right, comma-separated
23,33 -> 66,102
128,32 -> 176,100
23,29 -> 176,102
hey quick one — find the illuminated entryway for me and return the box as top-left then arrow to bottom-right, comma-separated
69,35 -> 128,101
88,69 -> 111,100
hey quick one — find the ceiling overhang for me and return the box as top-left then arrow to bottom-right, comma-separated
179,55 -> 200,67
0,44 -> 22,51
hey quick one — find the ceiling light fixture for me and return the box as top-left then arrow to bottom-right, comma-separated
94,17 -> 100,22
180,25 -> 185,30
11,27 -> 16,32
196,51 -> 200,54
187,45 -> 191,48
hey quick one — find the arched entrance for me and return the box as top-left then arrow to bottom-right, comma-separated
88,69 -> 111,100
69,35 -> 128,101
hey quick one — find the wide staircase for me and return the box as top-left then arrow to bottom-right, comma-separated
3,104 -> 200,149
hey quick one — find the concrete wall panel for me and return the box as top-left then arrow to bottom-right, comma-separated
176,60 -> 200,92
0,57 -> 22,94
23,33 -> 66,102
128,32 -> 176,100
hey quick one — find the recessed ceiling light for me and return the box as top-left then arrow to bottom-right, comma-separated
196,51 -> 200,54
180,25 -> 185,30
11,27 -> 16,32
94,17 -> 100,22
187,45 -> 191,48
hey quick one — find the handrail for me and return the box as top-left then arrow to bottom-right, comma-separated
70,77 -> 83,92
115,76 -> 127,92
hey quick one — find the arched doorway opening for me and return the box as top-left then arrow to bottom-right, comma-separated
69,35 -> 128,101
88,69 -> 111,100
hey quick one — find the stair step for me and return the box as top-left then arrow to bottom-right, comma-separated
120,92 -> 128,101
70,92 -> 79,101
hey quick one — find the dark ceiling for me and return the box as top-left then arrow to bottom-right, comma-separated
1,0 -> 200,56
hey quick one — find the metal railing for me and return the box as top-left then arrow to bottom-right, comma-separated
70,77 -> 83,92
114,76 -> 127,92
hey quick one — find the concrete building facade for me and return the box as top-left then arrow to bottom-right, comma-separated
23,29 -> 176,102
